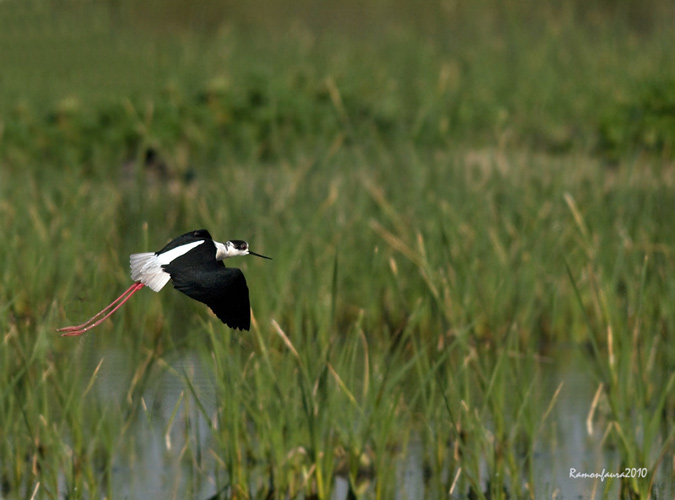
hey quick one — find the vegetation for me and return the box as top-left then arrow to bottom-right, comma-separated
0,0 -> 673,498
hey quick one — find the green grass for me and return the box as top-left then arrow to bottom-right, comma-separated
1,0 -> 674,498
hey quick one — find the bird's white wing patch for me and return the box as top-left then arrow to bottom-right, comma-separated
157,240 -> 205,265
130,240 -> 205,292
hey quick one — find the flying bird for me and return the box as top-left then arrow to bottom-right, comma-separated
58,229 -> 271,336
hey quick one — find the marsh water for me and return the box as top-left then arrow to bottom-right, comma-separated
83,344 -> 674,500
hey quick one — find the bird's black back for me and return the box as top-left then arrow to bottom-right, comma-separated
157,229 -> 213,254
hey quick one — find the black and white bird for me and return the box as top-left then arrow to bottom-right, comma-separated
58,229 -> 271,336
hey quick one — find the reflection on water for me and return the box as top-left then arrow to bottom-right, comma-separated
535,348 -> 673,500
90,346 -> 672,499
97,349 -> 219,499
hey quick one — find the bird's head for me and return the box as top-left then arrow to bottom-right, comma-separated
215,240 -> 272,260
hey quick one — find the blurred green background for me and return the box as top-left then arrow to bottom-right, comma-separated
1,0 -> 674,161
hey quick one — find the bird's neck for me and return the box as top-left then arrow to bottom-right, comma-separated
215,241 -> 230,261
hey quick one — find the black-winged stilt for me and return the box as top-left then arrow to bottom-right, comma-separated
58,229 -> 271,336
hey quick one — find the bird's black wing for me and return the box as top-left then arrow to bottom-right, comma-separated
164,258 -> 251,331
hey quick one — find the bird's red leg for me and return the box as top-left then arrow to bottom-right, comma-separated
58,282 -> 145,337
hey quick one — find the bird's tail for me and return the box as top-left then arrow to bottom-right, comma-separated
130,252 -> 171,292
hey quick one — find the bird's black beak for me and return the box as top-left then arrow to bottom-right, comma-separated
249,251 -> 272,260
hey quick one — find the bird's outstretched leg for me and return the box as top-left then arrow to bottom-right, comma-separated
58,282 -> 145,337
